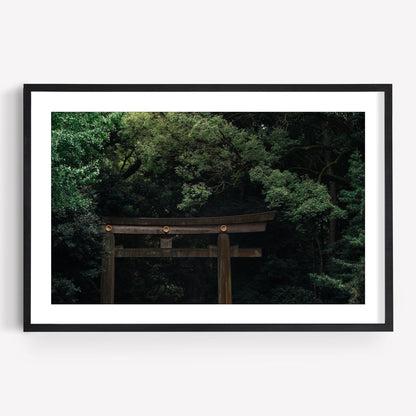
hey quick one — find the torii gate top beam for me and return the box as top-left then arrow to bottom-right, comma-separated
102,211 -> 276,235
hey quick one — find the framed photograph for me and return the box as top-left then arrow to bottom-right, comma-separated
24,84 -> 393,331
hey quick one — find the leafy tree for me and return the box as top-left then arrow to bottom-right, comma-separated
52,112 -> 124,213
51,112 -> 124,303
327,150 -> 365,303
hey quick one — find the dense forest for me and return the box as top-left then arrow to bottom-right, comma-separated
51,111 -> 365,304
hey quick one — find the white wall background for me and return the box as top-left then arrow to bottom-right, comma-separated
0,1 -> 413,415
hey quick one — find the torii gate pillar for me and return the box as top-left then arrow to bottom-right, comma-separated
101,233 -> 115,304
217,233 -> 231,304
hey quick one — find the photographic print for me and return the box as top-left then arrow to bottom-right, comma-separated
24,85 -> 392,331
51,111 -> 365,306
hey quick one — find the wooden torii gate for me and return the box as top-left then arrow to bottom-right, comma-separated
101,211 -> 276,304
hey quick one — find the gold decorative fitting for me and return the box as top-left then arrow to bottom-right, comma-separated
220,225 -> 228,232
162,226 -> 170,233
105,225 -> 112,232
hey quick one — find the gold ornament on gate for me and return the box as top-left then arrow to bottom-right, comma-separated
105,225 -> 112,232
220,225 -> 227,232
163,226 -> 170,233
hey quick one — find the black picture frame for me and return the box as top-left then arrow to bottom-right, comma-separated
23,84 -> 393,332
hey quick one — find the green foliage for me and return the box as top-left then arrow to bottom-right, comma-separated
309,273 -> 351,303
327,150 -> 365,302
108,112 -> 273,216
51,276 -> 81,304
51,113 -> 124,303
52,210 -> 104,303
250,166 -> 345,232
177,183 -> 213,214
52,112 -> 124,213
